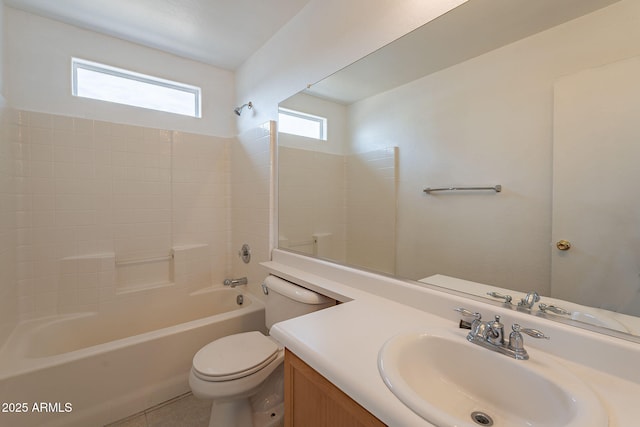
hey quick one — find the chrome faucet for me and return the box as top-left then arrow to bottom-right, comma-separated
484,315 -> 505,346
455,308 -> 549,360
223,277 -> 248,287
518,291 -> 540,309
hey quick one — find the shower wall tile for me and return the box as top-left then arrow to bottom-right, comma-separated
173,244 -> 211,292
172,131 -> 231,287
231,122 -> 275,300
10,110 -> 232,319
0,106 -> 18,346
58,253 -> 114,313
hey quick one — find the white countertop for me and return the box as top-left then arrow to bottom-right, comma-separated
266,257 -> 640,427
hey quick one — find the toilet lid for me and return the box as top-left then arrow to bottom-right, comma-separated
193,331 -> 280,381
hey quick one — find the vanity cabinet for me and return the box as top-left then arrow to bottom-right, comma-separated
284,349 -> 386,427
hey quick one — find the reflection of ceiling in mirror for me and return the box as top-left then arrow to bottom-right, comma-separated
306,0 -> 621,105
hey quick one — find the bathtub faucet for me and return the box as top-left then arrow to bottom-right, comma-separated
223,277 -> 248,287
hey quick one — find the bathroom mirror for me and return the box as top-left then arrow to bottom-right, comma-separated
278,0 -> 640,340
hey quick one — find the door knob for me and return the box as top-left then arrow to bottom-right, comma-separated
556,240 -> 572,251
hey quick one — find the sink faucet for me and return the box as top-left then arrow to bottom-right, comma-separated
484,315 -> 505,346
223,277 -> 248,287
455,308 -> 549,360
518,291 -> 540,309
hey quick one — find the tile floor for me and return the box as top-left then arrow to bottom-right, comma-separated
105,393 -> 212,427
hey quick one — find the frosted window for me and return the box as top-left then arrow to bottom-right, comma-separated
278,108 -> 327,140
72,58 -> 201,118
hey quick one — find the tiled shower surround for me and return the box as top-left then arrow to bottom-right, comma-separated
6,109 -> 235,320
0,105 -> 18,344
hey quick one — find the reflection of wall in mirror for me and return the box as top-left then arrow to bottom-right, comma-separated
279,93 -> 347,262
345,147 -> 397,275
552,56 -> 640,316
278,144 -> 398,274
346,0 -> 640,300
279,92 -> 398,273
278,146 -> 347,261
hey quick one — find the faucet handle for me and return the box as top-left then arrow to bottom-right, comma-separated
508,324 -> 549,360
454,307 -> 481,320
455,308 -> 483,337
512,324 -> 550,340
538,303 -> 571,316
486,291 -> 513,304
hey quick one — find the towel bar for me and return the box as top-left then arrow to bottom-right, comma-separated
423,185 -> 502,194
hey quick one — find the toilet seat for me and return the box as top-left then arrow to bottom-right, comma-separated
192,331 -> 280,382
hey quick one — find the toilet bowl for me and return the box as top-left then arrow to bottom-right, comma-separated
189,331 -> 285,427
189,275 -> 335,427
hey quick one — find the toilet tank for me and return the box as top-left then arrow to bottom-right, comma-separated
263,275 -> 335,329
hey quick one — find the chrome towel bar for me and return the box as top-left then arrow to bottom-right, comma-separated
115,254 -> 173,266
423,185 -> 502,194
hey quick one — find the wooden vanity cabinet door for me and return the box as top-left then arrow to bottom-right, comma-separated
284,349 -> 386,427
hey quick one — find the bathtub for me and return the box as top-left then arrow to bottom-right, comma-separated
0,287 -> 265,427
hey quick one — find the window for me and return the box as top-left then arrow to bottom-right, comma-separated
278,107 -> 327,140
72,58 -> 201,118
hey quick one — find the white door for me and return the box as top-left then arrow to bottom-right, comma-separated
552,56 -> 640,316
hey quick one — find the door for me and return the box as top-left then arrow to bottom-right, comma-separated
552,56 -> 640,316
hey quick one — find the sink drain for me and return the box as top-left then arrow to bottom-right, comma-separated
470,411 -> 494,426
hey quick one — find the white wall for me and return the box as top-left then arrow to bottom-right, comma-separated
0,2 -> 5,105
347,0 -> 640,293
6,7 -> 236,137
235,0 -> 467,134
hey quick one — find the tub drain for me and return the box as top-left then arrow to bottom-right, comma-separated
470,411 -> 494,426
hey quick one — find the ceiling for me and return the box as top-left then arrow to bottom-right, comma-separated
4,0 -> 311,70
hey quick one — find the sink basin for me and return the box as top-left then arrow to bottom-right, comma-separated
378,332 -> 607,427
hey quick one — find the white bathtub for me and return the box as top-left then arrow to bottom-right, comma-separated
0,287 -> 265,427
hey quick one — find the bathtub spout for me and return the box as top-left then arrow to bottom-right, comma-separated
223,277 -> 248,287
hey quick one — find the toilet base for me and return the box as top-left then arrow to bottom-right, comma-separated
252,402 -> 284,427
205,397 -> 284,427
209,399 -> 252,427
196,363 -> 285,427
205,392 -> 284,427
250,364 -> 284,427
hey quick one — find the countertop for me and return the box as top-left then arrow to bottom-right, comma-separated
266,260 -> 640,427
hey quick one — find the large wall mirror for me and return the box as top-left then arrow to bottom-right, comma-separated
277,0 -> 640,340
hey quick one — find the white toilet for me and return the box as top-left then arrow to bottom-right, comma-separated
189,275 -> 335,427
